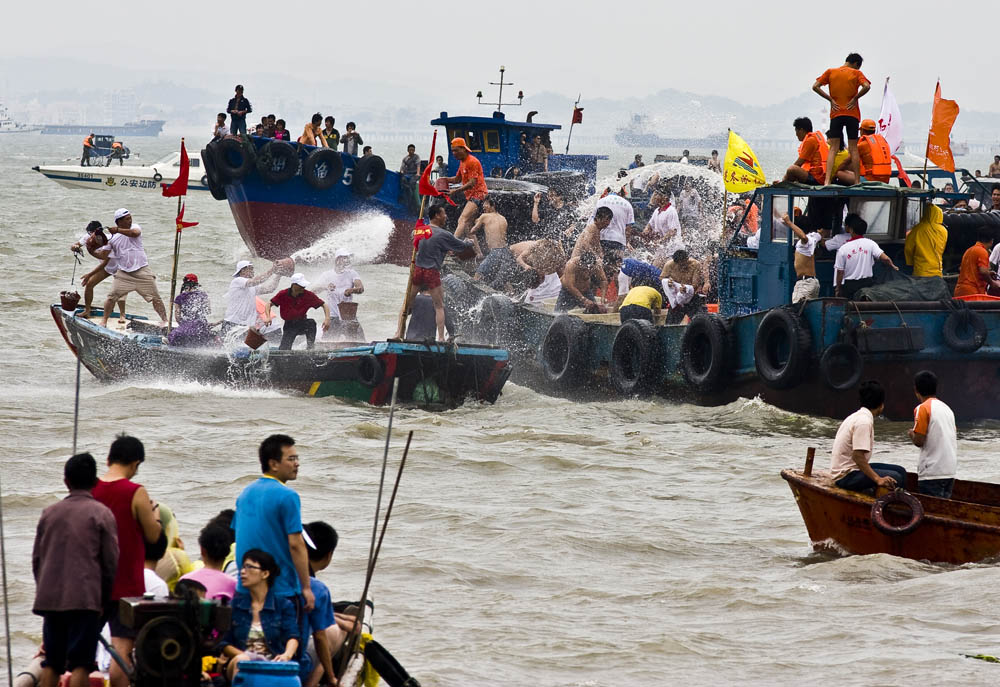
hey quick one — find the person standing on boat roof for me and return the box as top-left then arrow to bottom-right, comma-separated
265,273 -> 331,350
99,209 -> 169,329
781,212 -> 830,303
954,227 -> 1000,297
411,203 -> 481,340
213,113 -> 228,141
72,220 -> 126,320
908,370 -> 958,499
92,435 -> 164,687
299,113 -> 328,147
833,213 -> 899,300
783,117 -> 829,185
223,259 -> 281,336
32,452 -> 118,687
81,132 -> 95,166
903,204 -> 948,278
440,137 -> 489,238
341,122 -> 363,156
813,53 -> 870,185
457,194 -> 508,255
830,380 -> 907,493
227,84 -> 252,137
168,273 -> 214,348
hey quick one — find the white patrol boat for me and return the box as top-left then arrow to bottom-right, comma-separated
32,151 -> 210,192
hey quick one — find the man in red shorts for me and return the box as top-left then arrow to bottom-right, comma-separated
440,137 -> 489,237
410,204 -> 480,341
813,52 -> 871,185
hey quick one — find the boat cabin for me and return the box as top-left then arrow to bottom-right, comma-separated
719,183 -> 976,316
430,111 -> 604,183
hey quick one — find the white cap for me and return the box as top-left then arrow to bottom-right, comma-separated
114,208 -> 130,220
290,272 -> 310,288
232,260 -> 253,277
335,247 -> 353,259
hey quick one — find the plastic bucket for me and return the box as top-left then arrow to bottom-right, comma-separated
232,660 -> 301,686
60,290 -> 81,311
244,328 -> 267,350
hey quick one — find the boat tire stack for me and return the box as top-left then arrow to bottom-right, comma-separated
216,137 -> 256,180
303,148 -> 344,190
754,308 -> 812,389
256,141 -> 299,184
609,319 -> 659,395
679,313 -> 731,391
819,342 -> 864,391
540,315 -> 589,386
200,142 -> 228,201
352,155 -> 386,197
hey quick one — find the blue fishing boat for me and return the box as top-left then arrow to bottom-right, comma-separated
444,179 -> 1000,422
201,69 -> 604,264
50,305 -> 511,409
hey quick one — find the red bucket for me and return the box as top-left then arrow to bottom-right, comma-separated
244,328 -> 267,350
338,302 -> 359,321
60,290 -> 81,311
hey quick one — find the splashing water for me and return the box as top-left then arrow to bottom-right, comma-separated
290,211 -> 395,266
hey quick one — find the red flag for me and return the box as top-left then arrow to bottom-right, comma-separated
891,155 -> 912,187
175,203 -> 199,233
161,139 -> 190,197
926,82 -> 959,173
413,219 -> 433,248
572,107 -> 583,124
417,130 -> 457,207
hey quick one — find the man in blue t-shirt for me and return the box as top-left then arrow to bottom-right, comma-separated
301,521 -> 341,687
233,434 -> 315,612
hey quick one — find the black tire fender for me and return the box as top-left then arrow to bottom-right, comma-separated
871,490 -> 924,537
352,155 -> 386,196
216,137 -> 254,179
475,294 -> 517,347
152,171 -> 163,182
303,148 -> 344,191
754,308 -> 813,389
357,354 -> 385,387
819,342 -> 864,391
609,319 -> 659,395
679,313 -> 730,391
256,140 -> 299,184
540,315 -> 589,385
200,144 -> 228,201
200,174 -> 209,186
942,308 -> 986,353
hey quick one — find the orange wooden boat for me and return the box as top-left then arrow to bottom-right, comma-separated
782,449 -> 1000,564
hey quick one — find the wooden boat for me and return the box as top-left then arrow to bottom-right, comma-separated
50,304 -> 510,409
781,450 -> 1000,564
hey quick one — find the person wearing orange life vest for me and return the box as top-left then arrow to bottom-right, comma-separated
857,119 -> 892,183
81,132 -> 96,166
783,117 -> 829,185
109,140 -> 126,167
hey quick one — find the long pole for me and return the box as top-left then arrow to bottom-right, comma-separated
922,79 -> 937,184
368,378 -> 399,570
337,430 -> 413,679
166,194 -> 182,334
72,351 -> 82,455
565,94 -> 581,155
0,467 -> 13,687
396,130 -> 437,339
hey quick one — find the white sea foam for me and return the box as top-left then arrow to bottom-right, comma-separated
291,211 -> 394,266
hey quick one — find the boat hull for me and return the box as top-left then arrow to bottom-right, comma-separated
781,469 -> 1000,564
50,305 -> 510,408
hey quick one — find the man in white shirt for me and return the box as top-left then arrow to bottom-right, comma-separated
590,192 -> 634,272
833,213 -> 898,300
223,259 -> 282,336
316,248 -> 365,340
643,186 -> 683,259
908,370 -> 957,498
100,209 -> 168,328
830,380 -> 907,492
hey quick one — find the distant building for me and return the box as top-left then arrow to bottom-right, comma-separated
103,89 -> 139,126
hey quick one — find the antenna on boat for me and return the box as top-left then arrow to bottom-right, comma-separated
476,65 -> 523,112
0,467 -> 13,687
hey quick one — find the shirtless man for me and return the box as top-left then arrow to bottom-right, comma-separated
660,250 -> 705,293
476,238 -> 566,293
298,113 -> 328,147
456,195 -> 507,254
782,213 -> 830,302
571,206 -> 613,259
72,221 -> 126,319
556,251 -> 607,313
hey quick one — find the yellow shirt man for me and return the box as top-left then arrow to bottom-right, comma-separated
621,286 -> 663,310
904,204 -> 948,277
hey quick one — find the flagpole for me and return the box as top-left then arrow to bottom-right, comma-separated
922,82 -> 936,184
565,94 -> 581,155
165,138 -> 185,333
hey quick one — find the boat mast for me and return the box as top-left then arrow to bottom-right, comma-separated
476,66 -> 523,113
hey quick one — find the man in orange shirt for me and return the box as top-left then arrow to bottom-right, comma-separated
783,117 -> 829,184
813,53 -> 871,185
954,228 -> 1000,297
441,137 -> 489,237
857,119 -> 892,183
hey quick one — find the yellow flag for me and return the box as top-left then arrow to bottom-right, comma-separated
723,130 -> 766,193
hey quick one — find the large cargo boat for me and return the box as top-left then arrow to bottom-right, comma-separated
40,119 -> 165,136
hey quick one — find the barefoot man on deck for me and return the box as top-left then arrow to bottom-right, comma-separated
440,137 -> 489,237
99,209 -> 168,329
812,53 -> 870,185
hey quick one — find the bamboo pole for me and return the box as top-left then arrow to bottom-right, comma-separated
166,194 -> 182,333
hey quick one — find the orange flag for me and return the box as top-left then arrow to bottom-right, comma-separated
926,82 -> 959,173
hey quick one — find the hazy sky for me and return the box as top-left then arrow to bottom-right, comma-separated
5,0 -> 999,111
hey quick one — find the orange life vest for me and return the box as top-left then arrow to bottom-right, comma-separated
84,135 -> 94,147
799,131 -> 829,181
859,133 -> 891,181
111,141 -> 123,150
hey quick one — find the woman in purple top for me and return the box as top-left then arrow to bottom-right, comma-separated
169,274 -> 214,347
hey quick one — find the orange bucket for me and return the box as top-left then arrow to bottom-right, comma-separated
244,328 -> 267,349
707,303 -> 719,313
338,302 -> 359,320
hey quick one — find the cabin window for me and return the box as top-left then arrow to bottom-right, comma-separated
448,128 -> 482,152
850,198 -> 893,238
187,159 -> 200,168
904,197 -> 924,233
770,195 -> 790,242
484,130 -> 501,152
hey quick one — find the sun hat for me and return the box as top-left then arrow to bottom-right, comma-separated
450,137 -> 470,151
114,208 -> 130,220
232,260 -> 253,277
290,272 -> 310,288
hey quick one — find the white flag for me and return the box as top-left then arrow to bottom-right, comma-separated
877,80 -> 903,153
